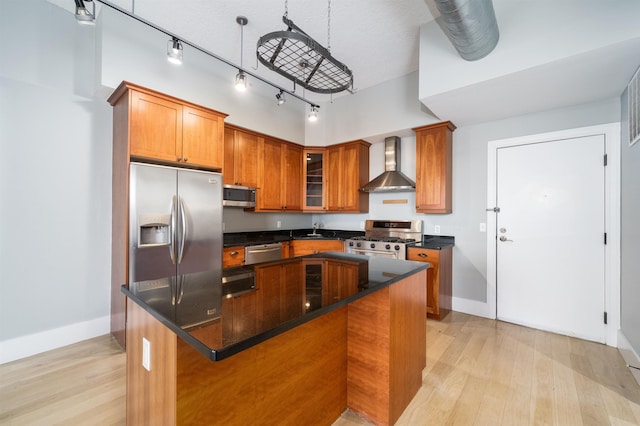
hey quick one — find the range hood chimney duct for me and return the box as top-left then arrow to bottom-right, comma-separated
360,137 -> 415,193
433,0 -> 499,61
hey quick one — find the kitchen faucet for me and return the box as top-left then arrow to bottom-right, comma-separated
312,223 -> 318,235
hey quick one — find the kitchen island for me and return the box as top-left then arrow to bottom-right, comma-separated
122,253 -> 429,425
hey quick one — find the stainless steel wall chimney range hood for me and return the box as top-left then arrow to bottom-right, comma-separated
360,137 -> 415,193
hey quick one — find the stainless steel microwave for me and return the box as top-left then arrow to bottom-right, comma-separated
223,184 -> 256,207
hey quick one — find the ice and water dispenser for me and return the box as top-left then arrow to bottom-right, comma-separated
138,213 -> 172,247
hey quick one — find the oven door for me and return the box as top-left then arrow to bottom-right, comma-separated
349,248 -> 401,259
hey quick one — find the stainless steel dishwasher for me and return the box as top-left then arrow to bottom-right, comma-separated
244,242 -> 282,265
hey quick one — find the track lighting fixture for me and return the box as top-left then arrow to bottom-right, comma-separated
167,37 -> 183,65
276,90 -> 286,106
235,16 -> 248,92
308,105 -> 319,122
93,1 -> 323,119
235,71 -> 247,92
74,0 -> 95,24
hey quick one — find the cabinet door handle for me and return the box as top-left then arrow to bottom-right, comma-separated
183,157 -> 188,162
177,157 -> 182,161
418,253 -> 428,258
229,251 -> 239,256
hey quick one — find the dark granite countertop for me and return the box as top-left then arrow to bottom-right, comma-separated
223,229 -> 365,247
122,253 -> 428,361
412,235 -> 455,250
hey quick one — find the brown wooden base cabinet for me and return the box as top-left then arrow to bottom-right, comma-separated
290,239 -> 344,257
125,269 -> 426,426
407,246 -> 453,320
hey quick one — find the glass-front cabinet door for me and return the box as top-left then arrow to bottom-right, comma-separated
303,149 -> 326,211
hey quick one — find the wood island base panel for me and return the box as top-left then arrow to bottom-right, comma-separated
124,254 -> 427,425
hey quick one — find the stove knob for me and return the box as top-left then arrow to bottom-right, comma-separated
385,244 -> 391,250
356,242 -> 362,248
349,242 -> 354,247
394,245 -> 401,251
370,243 -> 376,249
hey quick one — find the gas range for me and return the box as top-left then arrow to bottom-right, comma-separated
345,220 -> 422,259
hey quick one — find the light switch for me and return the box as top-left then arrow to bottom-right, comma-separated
142,337 -> 151,371
480,223 -> 486,232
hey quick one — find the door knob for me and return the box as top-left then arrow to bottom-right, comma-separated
499,236 -> 513,242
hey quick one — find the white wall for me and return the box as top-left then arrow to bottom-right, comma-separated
306,71 -> 439,146
0,0 -> 113,362
620,85 -> 640,359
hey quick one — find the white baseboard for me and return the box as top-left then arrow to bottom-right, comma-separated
0,316 -> 110,364
452,296 -> 492,319
617,330 -> 640,386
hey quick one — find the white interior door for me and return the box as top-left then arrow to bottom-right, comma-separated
496,134 -> 606,343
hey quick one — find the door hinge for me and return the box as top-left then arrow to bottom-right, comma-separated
604,311 -> 608,325
604,232 -> 607,245
604,154 -> 608,166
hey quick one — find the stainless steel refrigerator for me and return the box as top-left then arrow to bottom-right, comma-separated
129,162 -> 223,327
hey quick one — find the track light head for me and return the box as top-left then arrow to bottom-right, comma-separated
167,37 -> 183,65
276,90 -> 286,106
308,105 -> 319,122
75,0 -> 95,25
235,71 -> 247,92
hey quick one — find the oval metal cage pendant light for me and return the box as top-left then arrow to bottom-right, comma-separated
256,5 -> 353,94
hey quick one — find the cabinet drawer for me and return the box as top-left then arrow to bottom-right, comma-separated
223,246 -> 245,267
290,240 -> 344,257
407,248 -> 440,264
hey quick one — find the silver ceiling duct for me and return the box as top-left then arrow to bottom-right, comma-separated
360,137 -> 415,193
433,0 -> 499,61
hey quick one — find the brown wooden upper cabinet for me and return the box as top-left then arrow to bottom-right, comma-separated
223,125 -> 259,187
303,149 -> 326,211
326,140 -> 370,213
111,82 -> 226,170
413,121 -> 456,214
256,137 -> 303,212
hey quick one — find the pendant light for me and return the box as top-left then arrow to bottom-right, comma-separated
167,37 -> 183,65
308,105 -> 319,122
235,16 -> 248,92
74,0 -> 95,24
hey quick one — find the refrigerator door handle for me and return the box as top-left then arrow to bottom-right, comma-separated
169,196 -> 177,265
170,276 -> 176,306
177,275 -> 184,305
177,196 -> 187,264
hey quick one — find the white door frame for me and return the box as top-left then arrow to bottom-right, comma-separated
486,123 -> 621,346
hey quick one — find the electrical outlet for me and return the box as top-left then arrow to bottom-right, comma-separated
360,221 -> 365,229
142,337 -> 151,371
434,225 -> 441,234
480,222 -> 486,232
276,220 -> 281,229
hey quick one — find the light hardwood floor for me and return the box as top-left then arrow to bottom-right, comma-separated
2,312 -> 639,425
